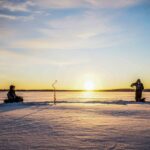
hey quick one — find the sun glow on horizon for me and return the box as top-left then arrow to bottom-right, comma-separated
84,81 -> 95,91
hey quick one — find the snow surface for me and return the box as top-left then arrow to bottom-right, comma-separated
0,101 -> 150,150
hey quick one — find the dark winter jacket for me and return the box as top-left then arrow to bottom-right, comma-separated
131,82 -> 144,91
7,90 -> 16,100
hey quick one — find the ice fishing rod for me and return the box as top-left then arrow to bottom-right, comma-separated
52,80 -> 57,104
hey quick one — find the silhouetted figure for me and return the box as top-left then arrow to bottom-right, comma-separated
4,85 -> 23,103
131,79 -> 145,102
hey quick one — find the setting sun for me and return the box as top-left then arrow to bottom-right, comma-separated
84,81 -> 95,91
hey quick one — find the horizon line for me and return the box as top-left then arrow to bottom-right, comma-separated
1,88 -> 150,92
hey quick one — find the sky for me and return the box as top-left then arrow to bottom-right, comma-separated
0,0 -> 150,90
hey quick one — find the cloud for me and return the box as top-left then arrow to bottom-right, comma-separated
31,0 -> 143,9
0,26 -> 15,37
0,14 -> 34,21
0,14 -> 17,20
0,0 -> 143,50
0,48 -> 88,67
0,1 -> 35,21
85,0 -> 143,8
47,11 -> 115,37
0,49 -> 19,57
0,0 -> 34,12
9,11 -> 120,50
0,0 -> 145,14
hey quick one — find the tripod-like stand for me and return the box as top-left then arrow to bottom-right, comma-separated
52,80 -> 57,104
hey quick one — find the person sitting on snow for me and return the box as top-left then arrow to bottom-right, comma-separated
131,79 -> 145,102
4,85 -> 23,103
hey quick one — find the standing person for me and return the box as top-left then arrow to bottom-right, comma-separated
131,79 -> 145,102
4,85 -> 23,103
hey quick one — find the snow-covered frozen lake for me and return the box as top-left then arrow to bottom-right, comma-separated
0,91 -> 150,103
0,92 -> 150,150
